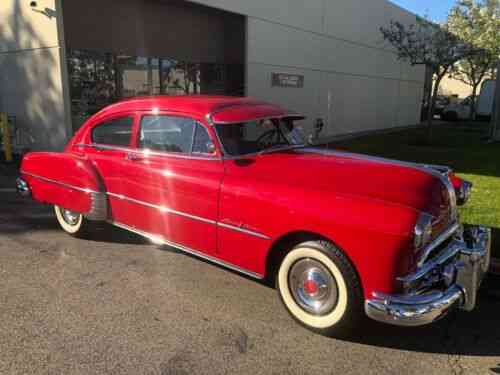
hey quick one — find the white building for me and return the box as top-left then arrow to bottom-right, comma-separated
0,0 -> 425,150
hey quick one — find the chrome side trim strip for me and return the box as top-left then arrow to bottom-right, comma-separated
22,172 -> 271,240
109,221 -> 265,280
20,171 -> 100,195
107,192 -> 217,225
217,222 -> 272,240
107,192 -> 271,240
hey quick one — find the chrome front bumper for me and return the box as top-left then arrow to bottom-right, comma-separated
365,225 -> 491,327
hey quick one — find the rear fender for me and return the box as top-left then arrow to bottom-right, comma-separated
20,152 -> 108,221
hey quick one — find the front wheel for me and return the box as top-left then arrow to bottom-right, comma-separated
277,241 -> 364,337
54,205 -> 92,238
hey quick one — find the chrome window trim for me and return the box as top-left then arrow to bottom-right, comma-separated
20,171 -> 100,195
109,221 -> 265,280
76,143 -> 222,161
106,191 -> 271,241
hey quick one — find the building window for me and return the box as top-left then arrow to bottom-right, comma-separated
67,49 -> 244,132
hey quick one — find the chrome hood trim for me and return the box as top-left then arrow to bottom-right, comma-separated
301,148 -> 458,222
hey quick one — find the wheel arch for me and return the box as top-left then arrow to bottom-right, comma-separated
264,230 -> 363,292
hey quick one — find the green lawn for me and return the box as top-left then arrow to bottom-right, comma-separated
330,122 -> 500,256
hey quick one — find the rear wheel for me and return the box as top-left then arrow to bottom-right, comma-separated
276,240 -> 364,337
54,205 -> 92,238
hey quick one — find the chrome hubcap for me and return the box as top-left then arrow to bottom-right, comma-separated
61,208 -> 80,226
288,258 -> 338,316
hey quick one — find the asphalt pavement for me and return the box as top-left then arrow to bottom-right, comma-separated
1,166 -> 500,375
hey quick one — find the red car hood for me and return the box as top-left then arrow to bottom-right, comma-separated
253,147 -> 452,222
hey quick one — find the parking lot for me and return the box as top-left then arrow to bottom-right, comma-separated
1,172 -> 500,374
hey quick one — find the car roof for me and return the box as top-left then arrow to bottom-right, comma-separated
97,95 -> 303,123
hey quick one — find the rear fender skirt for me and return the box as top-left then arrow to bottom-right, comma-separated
20,152 -> 108,221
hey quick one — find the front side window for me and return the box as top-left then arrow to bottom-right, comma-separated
215,118 -> 305,156
92,116 -> 133,147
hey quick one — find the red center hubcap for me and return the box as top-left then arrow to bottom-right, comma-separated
303,279 -> 318,295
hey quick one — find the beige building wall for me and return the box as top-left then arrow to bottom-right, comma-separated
440,76 -> 476,99
0,0 -> 70,151
191,0 -> 425,138
0,0 -> 425,150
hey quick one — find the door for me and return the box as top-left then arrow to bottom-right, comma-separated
83,113 -> 136,223
121,112 -> 223,255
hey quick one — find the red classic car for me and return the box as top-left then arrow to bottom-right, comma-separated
17,96 -> 491,336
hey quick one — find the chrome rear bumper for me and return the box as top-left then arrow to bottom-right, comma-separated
365,225 -> 491,327
16,177 -> 31,197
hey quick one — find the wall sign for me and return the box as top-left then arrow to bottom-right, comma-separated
271,73 -> 304,88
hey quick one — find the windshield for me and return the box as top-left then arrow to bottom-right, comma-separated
215,118 -> 306,156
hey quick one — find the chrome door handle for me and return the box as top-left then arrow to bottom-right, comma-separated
126,153 -> 142,161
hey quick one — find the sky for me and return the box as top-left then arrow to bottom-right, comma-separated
390,0 -> 456,21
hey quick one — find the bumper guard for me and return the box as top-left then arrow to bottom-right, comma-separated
365,225 -> 491,327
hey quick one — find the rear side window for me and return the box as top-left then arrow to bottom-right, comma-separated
139,115 -> 195,154
92,117 -> 133,147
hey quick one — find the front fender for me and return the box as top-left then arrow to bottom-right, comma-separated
270,191 -> 420,298
20,152 -> 108,220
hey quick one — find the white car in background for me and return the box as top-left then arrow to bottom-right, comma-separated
441,79 -> 495,122
441,96 -> 473,121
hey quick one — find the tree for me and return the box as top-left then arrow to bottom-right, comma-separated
450,51 -> 495,119
448,0 -> 500,119
380,17 -> 479,141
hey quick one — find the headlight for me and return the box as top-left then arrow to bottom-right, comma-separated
414,213 -> 434,251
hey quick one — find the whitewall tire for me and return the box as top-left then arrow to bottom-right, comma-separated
277,241 -> 363,337
54,205 -> 91,238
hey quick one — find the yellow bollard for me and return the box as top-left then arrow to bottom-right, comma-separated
0,113 -> 13,162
